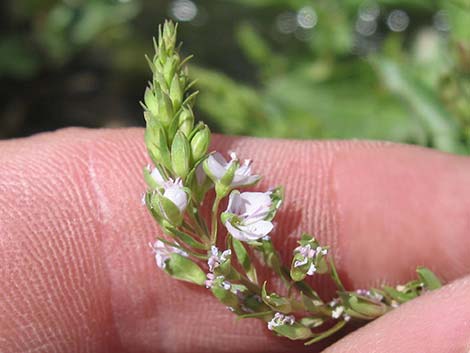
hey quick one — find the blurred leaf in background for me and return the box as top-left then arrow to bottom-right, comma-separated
0,0 -> 469,154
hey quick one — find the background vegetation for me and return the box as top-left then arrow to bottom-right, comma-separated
1,0 -> 469,153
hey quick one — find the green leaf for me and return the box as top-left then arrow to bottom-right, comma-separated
211,284 -> 239,307
165,253 -> 206,285
383,286 -> 418,303
304,320 -> 347,345
273,322 -> 312,341
237,311 -> 272,320
232,237 -> 258,284
374,58 -> 464,154
261,282 -> 292,313
416,267 -> 442,290
346,295 -> 387,319
165,226 -> 207,250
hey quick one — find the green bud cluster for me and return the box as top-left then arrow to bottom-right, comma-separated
142,20 -> 210,182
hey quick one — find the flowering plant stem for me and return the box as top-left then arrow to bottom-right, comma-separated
141,20 -> 443,346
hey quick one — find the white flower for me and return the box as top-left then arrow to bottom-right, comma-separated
150,240 -> 188,269
148,166 -> 189,215
306,263 -> 317,276
150,166 -> 166,186
204,152 -> 260,187
267,312 -> 295,330
331,306 -> 344,319
162,179 -> 188,213
205,273 -> 230,290
207,246 -> 231,272
223,190 -> 274,242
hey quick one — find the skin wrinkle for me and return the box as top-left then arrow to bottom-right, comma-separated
2,128 -> 470,353
0,129 -> 123,353
324,275 -> 470,353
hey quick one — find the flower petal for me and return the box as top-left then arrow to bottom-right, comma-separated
206,152 -> 228,180
163,185 -> 188,212
151,167 -> 166,186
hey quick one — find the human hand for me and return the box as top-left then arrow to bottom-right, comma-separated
1,128 -> 469,353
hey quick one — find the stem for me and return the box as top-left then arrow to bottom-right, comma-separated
187,204 -> 209,241
329,256 -> 346,292
304,320 -> 347,346
210,196 -> 222,244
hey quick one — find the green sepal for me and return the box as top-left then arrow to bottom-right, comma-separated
156,89 -> 174,126
158,127 -> 172,170
177,107 -> 195,137
171,131 -> 190,178
290,253 -> 309,282
164,253 -> 206,285
416,267 -> 442,290
299,317 -> 324,328
211,284 -> 239,307
144,118 -> 162,164
232,237 -> 258,284
257,237 -> 282,272
169,75 -> 183,109
272,322 -> 312,341
186,156 -> 212,205
144,87 -> 158,116
215,159 -> 239,197
163,55 -> 177,87
243,292 -> 268,313
301,292 -> 324,313
265,187 -> 283,221
261,282 -> 292,313
143,166 -> 161,190
157,193 -> 183,226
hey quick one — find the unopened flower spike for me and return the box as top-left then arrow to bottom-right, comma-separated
140,20 -> 443,346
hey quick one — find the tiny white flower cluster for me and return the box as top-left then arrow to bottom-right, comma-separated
356,289 -> 384,302
267,312 -> 296,331
293,243 -> 328,276
329,300 -> 351,322
150,240 -> 188,269
207,246 -> 231,272
205,273 -> 231,289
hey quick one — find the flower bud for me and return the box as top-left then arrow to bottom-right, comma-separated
178,107 -> 194,137
171,131 -> 191,178
144,88 -> 158,116
156,90 -> 173,125
169,75 -> 184,109
152,179 -> 188,226
190,125 -> 210,162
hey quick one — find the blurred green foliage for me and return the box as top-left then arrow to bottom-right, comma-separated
0,0 -> 469,154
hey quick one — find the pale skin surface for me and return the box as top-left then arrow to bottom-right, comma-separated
1,128 -> 470,353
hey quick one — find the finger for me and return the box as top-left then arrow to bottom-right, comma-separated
323,275 -> 470,353
1,128 -> 470,353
